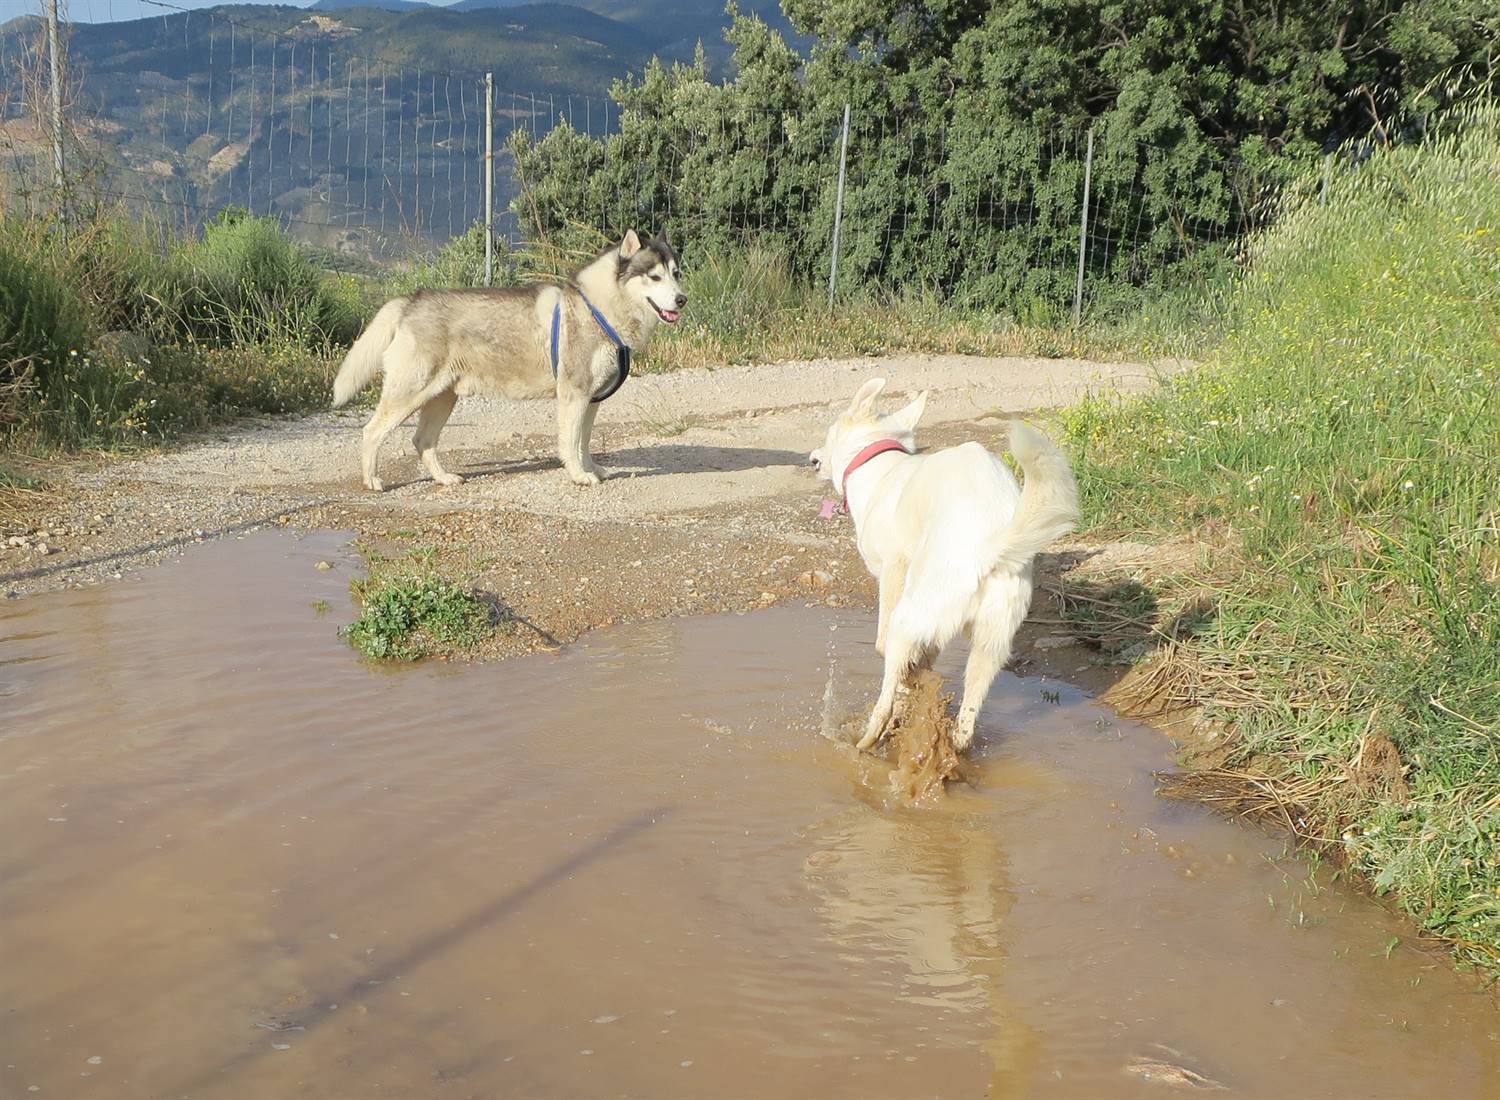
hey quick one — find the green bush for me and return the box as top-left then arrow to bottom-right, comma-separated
61,215 -> 178,339
0,207 -> 352,450
167,209 -> 364,348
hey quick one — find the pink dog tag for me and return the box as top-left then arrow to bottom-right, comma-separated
819,499 -> 841,519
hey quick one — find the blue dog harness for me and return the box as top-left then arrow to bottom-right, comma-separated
550,289 -> 631,404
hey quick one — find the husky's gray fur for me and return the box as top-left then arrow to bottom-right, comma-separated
332,230 -> 686,490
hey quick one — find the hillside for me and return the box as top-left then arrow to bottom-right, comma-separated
308,0 -> 435,10
346,0 -> 798,59
0,0 -> 791,257
447,0 -> 793,64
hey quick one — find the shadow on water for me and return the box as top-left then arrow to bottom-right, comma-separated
170,806 -> 672,1098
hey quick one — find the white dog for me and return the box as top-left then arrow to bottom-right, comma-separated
811,379 -> 1080,751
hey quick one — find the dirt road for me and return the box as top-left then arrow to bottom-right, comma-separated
1,353 -> 1167,661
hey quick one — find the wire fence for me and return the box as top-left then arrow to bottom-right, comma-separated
2,0 -> 1268,316
508,103 -> 1266,318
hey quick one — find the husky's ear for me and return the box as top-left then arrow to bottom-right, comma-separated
889,390 -> 928,432
618,229 -> 642,257
848,378 -> 886,415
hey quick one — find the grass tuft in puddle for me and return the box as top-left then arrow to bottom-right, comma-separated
342,565 -> 496,661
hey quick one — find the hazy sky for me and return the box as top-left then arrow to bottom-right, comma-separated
0,0 -> 457,23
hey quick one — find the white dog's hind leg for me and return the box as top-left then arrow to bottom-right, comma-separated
954,572 -> 1032,750
413,389 -> 463,487
954,644 -> 1003,752
875,560 -> 908,657
858,622 -> 919,751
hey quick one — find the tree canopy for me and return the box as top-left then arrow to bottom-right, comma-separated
512,0 -> 1497,313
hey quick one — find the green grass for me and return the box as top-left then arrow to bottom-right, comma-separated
341,563 -> 497,661
1058,101 -> 1500,971
644,243 -> 1209,372
0,208 -> 353,455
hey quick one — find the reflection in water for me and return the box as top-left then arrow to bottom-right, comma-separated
803,796 -> 1037,1098
2,531 -> 1497,1100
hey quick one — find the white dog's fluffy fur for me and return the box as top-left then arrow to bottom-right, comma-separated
811,379 -> 1080,751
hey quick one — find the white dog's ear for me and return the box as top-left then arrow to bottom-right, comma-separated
848,378 -> 886,415
619,229 -> 642,257
889,390 -> 928,431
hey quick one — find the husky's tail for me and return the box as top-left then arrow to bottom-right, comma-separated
989,420 -> 1080,574
332,298 -> 405,407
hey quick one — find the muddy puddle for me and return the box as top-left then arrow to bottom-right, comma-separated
3,531 -> 1497,1099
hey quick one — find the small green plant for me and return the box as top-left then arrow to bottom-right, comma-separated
340,568 -> 494,661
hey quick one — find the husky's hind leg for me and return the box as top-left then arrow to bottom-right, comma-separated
361,393 -> 427,492
412,389 -> 463,487
363,370 -> 444,492
359,336 -> 443,491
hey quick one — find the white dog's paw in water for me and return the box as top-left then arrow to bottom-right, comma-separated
812,378 -> 1080,755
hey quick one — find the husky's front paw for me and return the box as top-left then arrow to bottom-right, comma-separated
569,468 -> 602,487
365,476 -> 385,492
432,472 -> 465,488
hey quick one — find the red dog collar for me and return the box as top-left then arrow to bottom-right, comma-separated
839,439 -> 912,512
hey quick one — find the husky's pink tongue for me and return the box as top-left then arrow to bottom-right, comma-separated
659,309 -> 680,323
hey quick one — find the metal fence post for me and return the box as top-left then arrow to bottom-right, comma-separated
483,72 -> 494,286
827,102 -> 850,309
1072,126 -> 1094,327
1320,152 -> 1332,205
45,0 -> 66,232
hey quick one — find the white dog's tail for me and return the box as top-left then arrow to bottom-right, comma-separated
332,298 -> 405,407
989,420 -> 1080,573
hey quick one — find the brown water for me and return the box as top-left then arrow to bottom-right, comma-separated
3,532 -> 1497,1100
